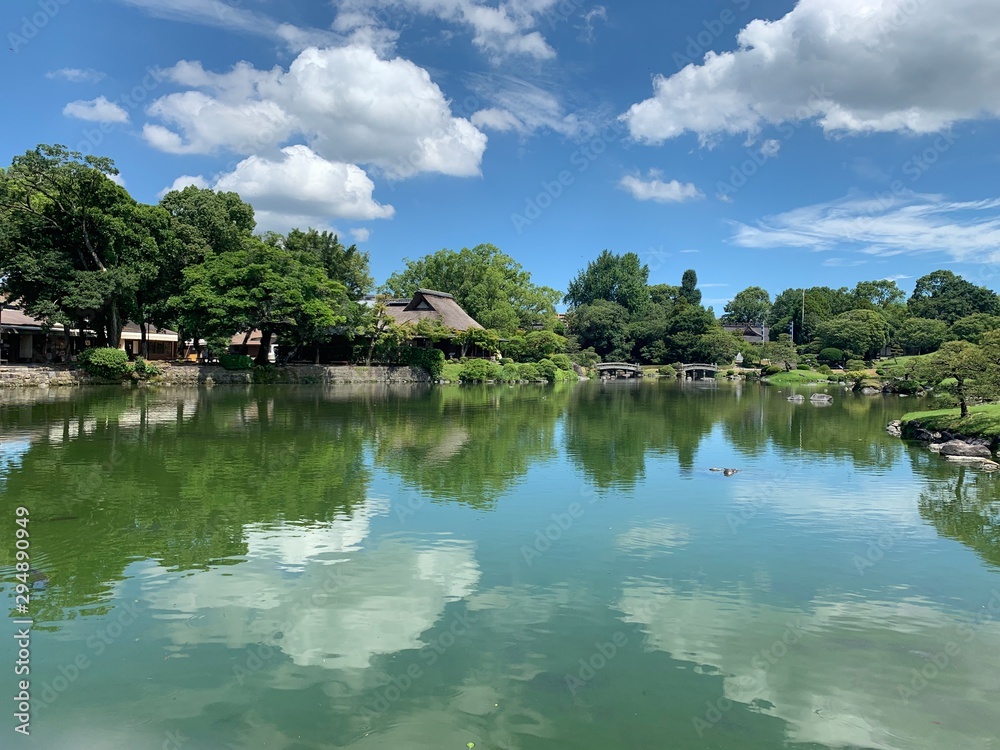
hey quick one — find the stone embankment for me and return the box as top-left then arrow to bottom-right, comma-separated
0,364 -> 431,389
887,419 -> 999,471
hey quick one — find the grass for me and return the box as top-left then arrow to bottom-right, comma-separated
763,369 -> 831,385
439,361 -> 579,383
901,403 -> 1000,440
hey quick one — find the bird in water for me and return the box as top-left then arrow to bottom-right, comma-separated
710,468 -> 740,476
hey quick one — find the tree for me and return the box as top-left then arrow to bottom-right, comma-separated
896,318 -> 949,354
722,286 -> 771,325
680,269 -> 702,306
950,313 -> 1000,344
816,309 -> 890,359
0,144 -> 163,347
566,300 -> 632,360
454,327 -> 501,358
177,236 -> 348,364
564,250 -> 650,315
694,329 -> 742,364
764,334 -> 798,371
383,244 -> 559,333
851,279 -> 905,309
277,229 -> 372,300
920,341 -> 988,417
769,286 -> 853,344
908,270 -> 1000,324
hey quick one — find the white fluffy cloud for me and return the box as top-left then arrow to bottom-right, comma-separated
63,96 -> 130,124
334,0 -> 558,60
47,68 -> 105,83
620,171 -> 704,203
624,0 -> 1000,143
143,46 -> 487,179
156,174 -> 209,198
732,193 -> 1000,264
213,146 -> 394,230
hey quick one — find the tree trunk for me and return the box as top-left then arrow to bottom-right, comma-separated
255,329 -> 273,365
958,379 -> 969,418
140,321 -> 148,359
107,307 -> 122,352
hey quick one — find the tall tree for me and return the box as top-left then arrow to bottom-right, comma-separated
851,279 -> 905,309
565,300 -> 632,360
816,309 -> 891,359
0,144 -> 162,347
722,286 -> 771,324
896,318 -> 949,354
908,270 -> 1000,324
383,244 -> 560,333
564,250 -> 650,315
680,269 -> 701,306
920,341 -> 988,418
277,229 -> 373,300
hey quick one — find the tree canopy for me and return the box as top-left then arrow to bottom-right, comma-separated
564,250 -> 650,315
908,270 -> 999,324
723,286 -> 771,324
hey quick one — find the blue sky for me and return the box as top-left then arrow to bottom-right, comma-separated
4,0 -> 1000,309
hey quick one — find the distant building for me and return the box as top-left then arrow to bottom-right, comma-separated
723,323 -> 770,344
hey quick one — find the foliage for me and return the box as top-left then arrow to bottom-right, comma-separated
919,340 -> 990,417
275,229 -> 372,300
452,327 -> 500,358
908,270 -> 1000,325
694,328 -> 742,364
950,313 -> 1000,344
564,250 -> 650,315
77,347 -> 132,380
763,364 -> 784,376
816,309 -> 890,359
851,279 -> 905,309
897,317 -> 949,354
459,358 -> 502,382
398,347 -> 446,380
219,353 -> 254,371
818,347 -> 844,364
764,334 -> 799,371
382,244 -> 560,333
549,353 -> 573,371
571,348 -> 601,369
680,269 -> 702,306
536,358 -> 559,382
845,371 -> 869,390
722,285 -> 771,324
846,359 -> 867,371
566,300 -> 632,360
658,365 -> 677,378
132,356 -> 161,379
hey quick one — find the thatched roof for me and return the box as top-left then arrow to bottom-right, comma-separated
384,290 -> 484,331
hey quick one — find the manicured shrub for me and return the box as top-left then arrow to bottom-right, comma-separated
459,359 -> 502,382
571,348 -> 600,369
499,358 -> 514,366
796,363 -> 810,370
658,365 -> 677,378
818,348 -> 843,364
77,347 -> 132,380
726,369 -> 735,376
219,353 -> 254,371
519,363 -> 542,381
132,356 -> 161,379
763,365 -> 784,376
537,358 -> 559,382
550,353 -> 573,371
817,364 -> 832,375
846,359 -> 867,371
399,347 -> 445,380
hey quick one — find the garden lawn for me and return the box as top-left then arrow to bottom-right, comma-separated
901,403 -> 1000,440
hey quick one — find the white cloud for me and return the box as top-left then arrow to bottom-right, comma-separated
469,74 -> 588,138
212,146 -> 394,231
884,274 -> 913,281
759,138 -> 781,158
334,0 -> 558,60
350,228 -> 371,243
624,0 -> 1000,143
822,257 -> 868,267
108,172 -> 126,187
62,96 -> 130,124
732,192 -> 1000,264
143,46 -> 487,179
620,171 -> 704,203
46,68 -> 105,83
156,174 -> 209,198
579,6 -> 607,42
112,0 -> 340,50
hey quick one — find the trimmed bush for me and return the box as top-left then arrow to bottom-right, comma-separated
657,365 -> 677,378
549,353 -> 573,371
726,369 -> 735,376
795,363 -> 811,370
818,348 -> 843,364
459,359 -> 502,382
77,347 -> 132,380
537,358 -> 559,382
219,353 -> 254,371
817,364 -> 832,375
763,365 -> 784,376
519,363 -> 542,381
399,347 -> 445,380
846,359 -> 867,371
132,356 -> 161,379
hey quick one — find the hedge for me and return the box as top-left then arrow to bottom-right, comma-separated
77,348 -> 132,380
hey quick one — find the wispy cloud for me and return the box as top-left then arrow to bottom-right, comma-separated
620,170 -> 703,203
63,96 -> 130,124
47,68 -> 105,83
732,192 -> 1000,264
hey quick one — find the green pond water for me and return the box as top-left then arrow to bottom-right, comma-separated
1,382 -> 999,750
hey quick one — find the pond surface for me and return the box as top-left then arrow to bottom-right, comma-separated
1,382 -> 998,750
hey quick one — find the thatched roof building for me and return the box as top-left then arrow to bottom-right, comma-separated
382,290 -> 484,331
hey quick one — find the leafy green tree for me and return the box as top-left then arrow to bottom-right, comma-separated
383,244 -> 560,333
680,269 -> 702,306
455,327 -> 501,358
722,286 -> 771,324
769,286 -> 853,344
0,144 -> 162,347
816,309 -> 890,359
920,340 -> 988,417
566,300 -> 632,360
908,270 -> 1000,324
851,279 -> 905,309
564,250 -> 650,315
276,229 -> 372,300
818,347 -> 844,365
896,317 -> 949,354
764,333 -> 799,371
695,328 -> 742,364
950,313 -> 1000,344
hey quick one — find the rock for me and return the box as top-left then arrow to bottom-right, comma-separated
810,393 -> 833,402
913,428 -> 936,442
928,443 -> 944,453
943,456 -> 989,467
982,460 -> 1000,472
860,386 -> 881,395
787,395 -> 805,402
886,421 -> 902,437
939,440 -> 993,459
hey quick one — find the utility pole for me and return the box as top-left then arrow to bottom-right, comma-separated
800,289 -> 805,345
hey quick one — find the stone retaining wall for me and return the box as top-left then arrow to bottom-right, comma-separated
0,364 -> 431,389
